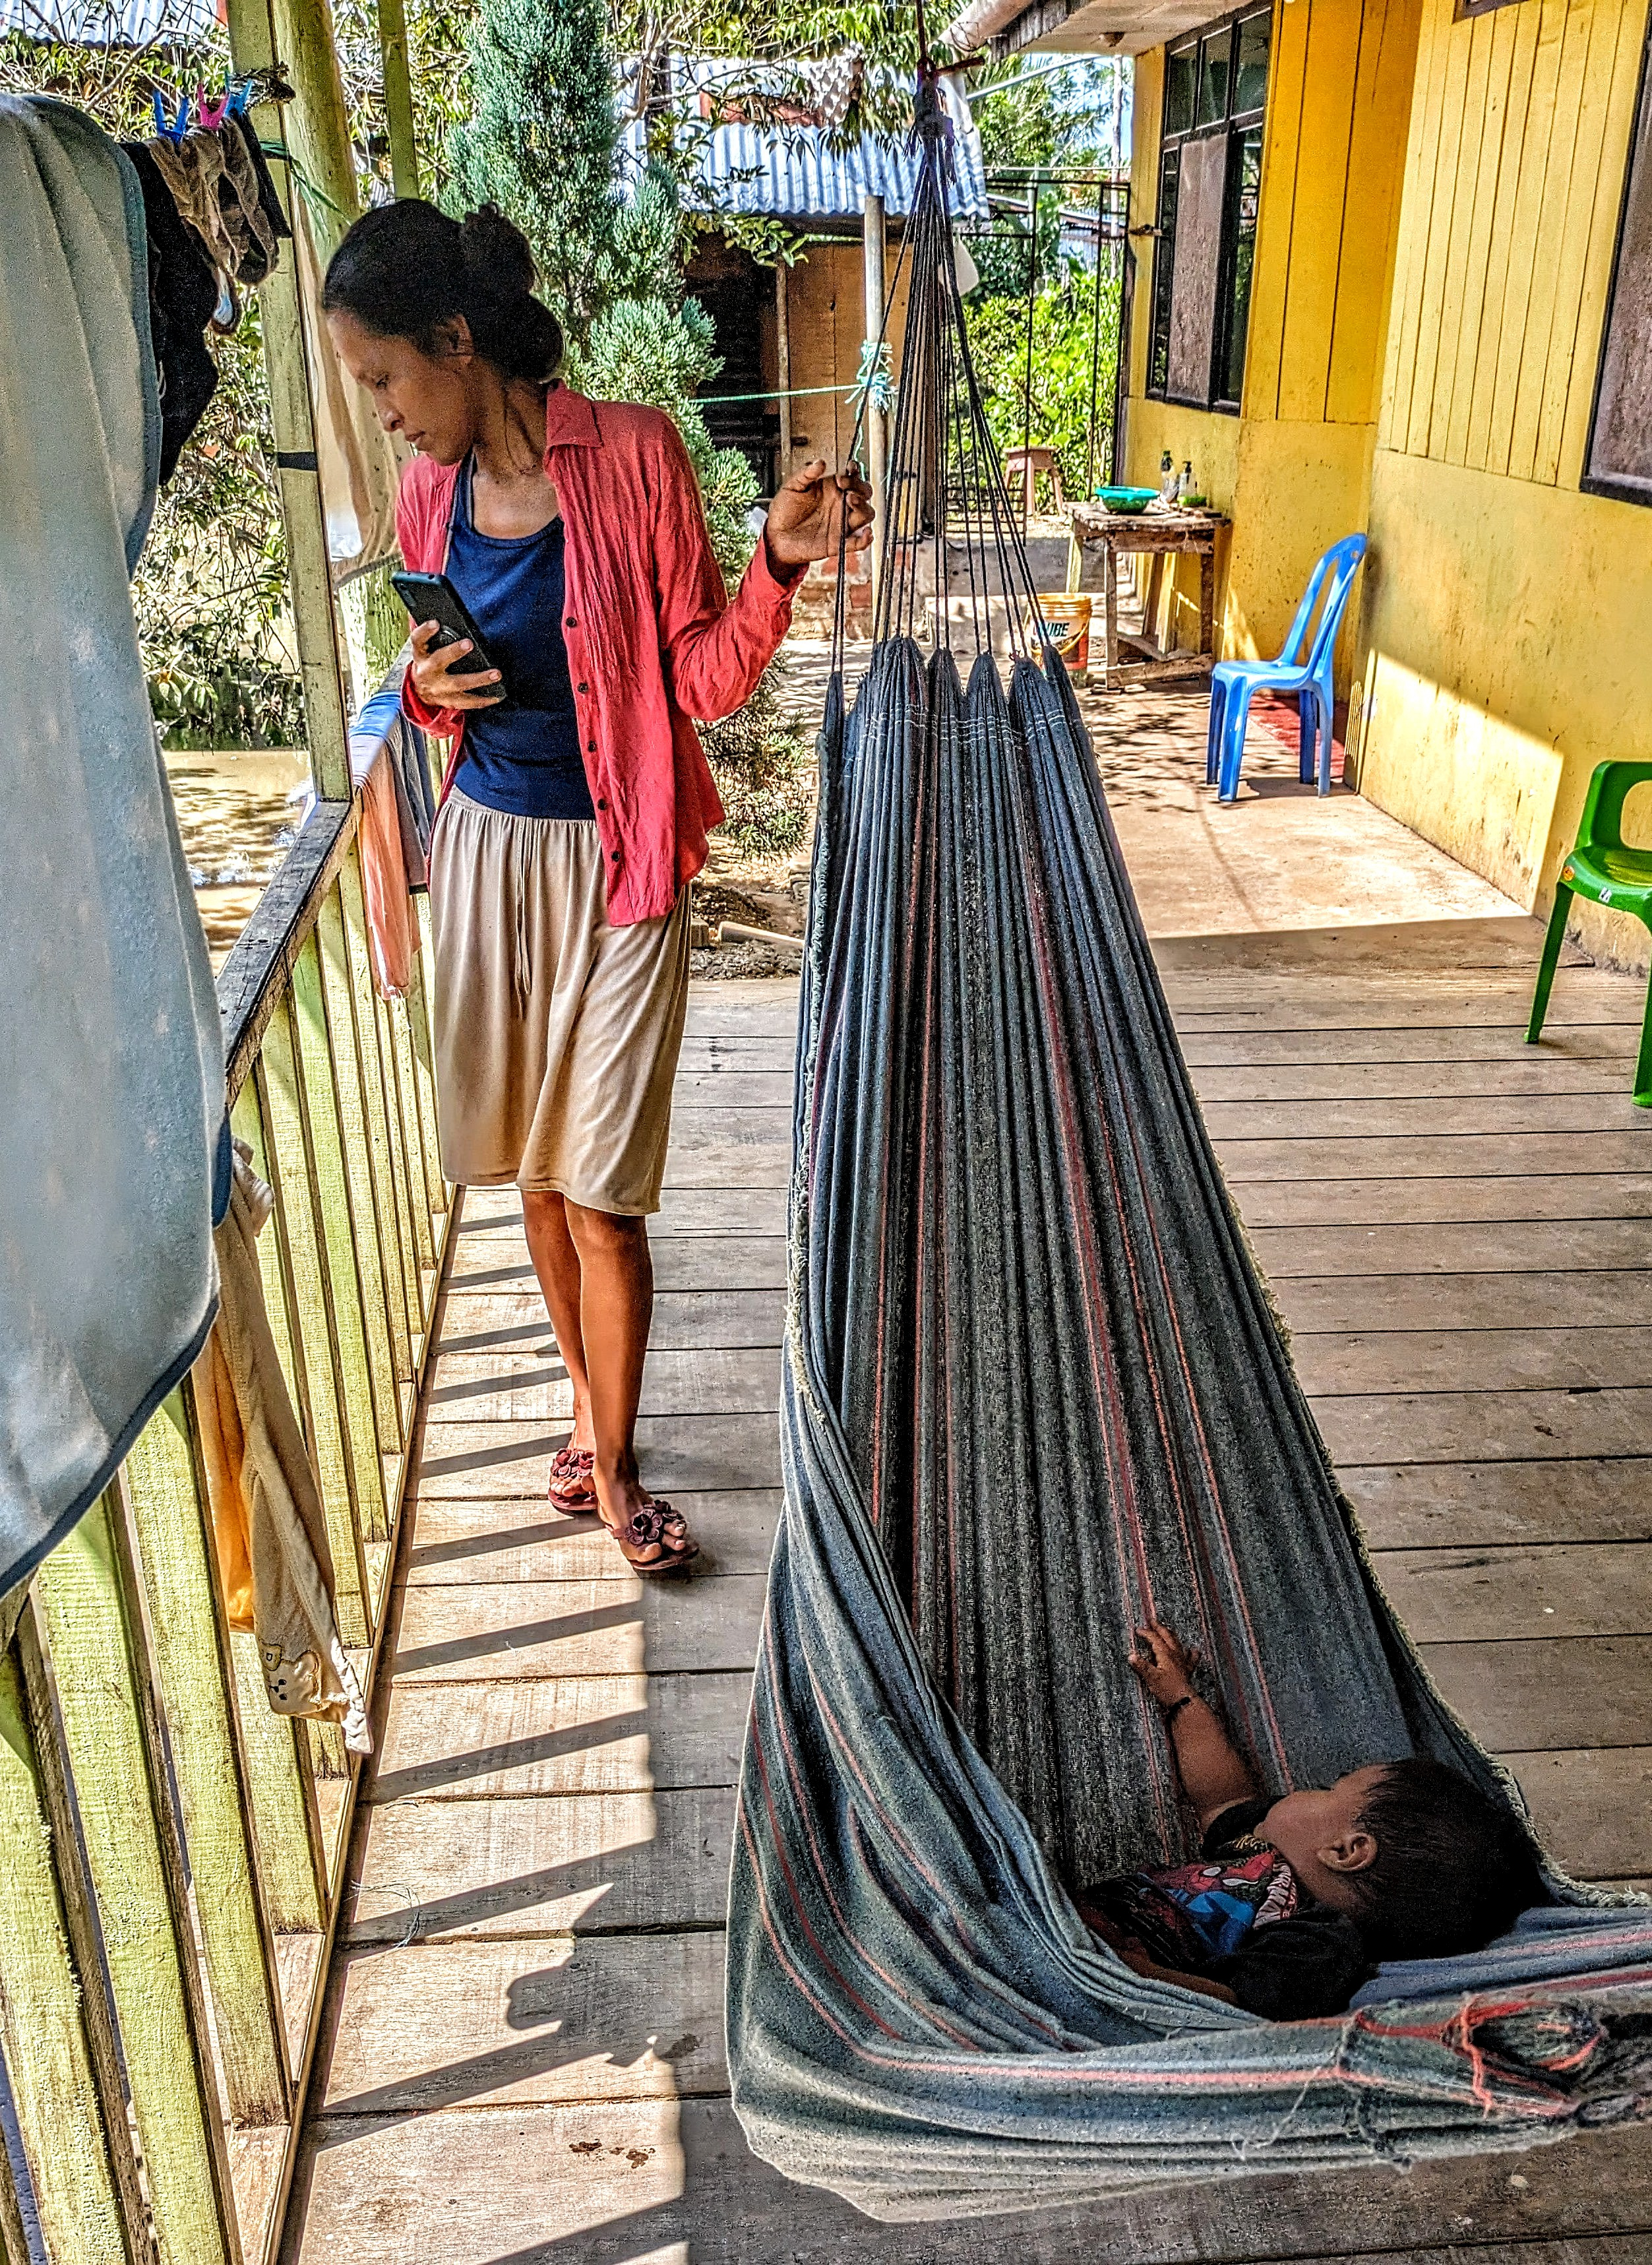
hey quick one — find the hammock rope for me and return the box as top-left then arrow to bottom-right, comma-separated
726,77 -> 1652,2219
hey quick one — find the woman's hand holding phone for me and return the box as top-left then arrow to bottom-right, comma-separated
408,619 -> 505,710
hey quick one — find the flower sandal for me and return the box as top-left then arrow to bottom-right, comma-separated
547,1444 -> 597,1510
611,1499 -> 699,1576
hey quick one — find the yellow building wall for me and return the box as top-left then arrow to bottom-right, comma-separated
1352,0 -> 1651,958
1124,0 -> 1422,686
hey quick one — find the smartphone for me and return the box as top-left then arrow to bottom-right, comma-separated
390,571 -> 503,696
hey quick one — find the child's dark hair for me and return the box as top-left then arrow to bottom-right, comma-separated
1349,1758 -> 1541,1960
321,200 -> 563,385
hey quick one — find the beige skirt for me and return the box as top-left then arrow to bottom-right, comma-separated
427,791 -> 690,1214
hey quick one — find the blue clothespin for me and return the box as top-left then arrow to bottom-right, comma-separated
226,80 -> 253,119
153,88 -> 190,146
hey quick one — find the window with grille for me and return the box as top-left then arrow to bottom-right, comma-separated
1583,15 -> 1652,507
1147,6 -> 1270,412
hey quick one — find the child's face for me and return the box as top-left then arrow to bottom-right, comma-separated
1262,1764 -> 1392,1886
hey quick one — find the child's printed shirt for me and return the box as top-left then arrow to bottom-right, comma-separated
1077,1797 -> 1372,2020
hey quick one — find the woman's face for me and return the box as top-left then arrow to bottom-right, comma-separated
327,308 -> 477,464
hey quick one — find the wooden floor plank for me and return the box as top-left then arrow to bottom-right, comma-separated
1313,1387 -> 1652,1466
1217,1134 -> 1652,1185
425,1342 -> 784,1421
288,2097 -> 1652,2265
412,1412 -> 783,1498
1273,1270 -> 1652,1329
1250,1221 -> 1652,1280
1179,1026 -> 1637,1067
317,1934 -> 728,2113
1191,1057 -> 1645,1102
1499,1748 -> 1652,1879
344,1789 -> 735,1943
1367,1542 -> 1652,1643
661,1142 -> 791,1189
402,1493 -> 782,1585
369,1672 -> 752,1805
1291,1324 -> 1651,1396
386,1575 -> 767,1683
1342,1460 -> 1652,1551
675,1070 -> 797,1105
1232,1176 -> 1652,1229
1205,1095 -> 1652,1139
1421,1636 -> 1652,1751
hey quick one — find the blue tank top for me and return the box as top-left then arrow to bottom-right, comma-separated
444,458 -> 596,822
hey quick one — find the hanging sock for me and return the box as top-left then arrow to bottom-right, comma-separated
122,139 -> 220,481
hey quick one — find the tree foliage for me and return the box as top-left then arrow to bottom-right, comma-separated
966,267 -> 1120,505
446,0 -> 621,345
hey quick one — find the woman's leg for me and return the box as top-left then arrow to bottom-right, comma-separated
563,1198 -> 691,1567
521,1190 -> 594,1469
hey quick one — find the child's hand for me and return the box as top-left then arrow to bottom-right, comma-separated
1130,1621 -> 1202,1706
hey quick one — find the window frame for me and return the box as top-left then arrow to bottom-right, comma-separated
1147,2 -> 1272,417
1580,9 -> 1652,509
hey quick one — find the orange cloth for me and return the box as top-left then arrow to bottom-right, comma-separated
357,748 -> 415,1000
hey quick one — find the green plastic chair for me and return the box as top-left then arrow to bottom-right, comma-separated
1526,759 -> 1652,1103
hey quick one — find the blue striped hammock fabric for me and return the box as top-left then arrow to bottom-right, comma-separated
723,98 -> 1652,2219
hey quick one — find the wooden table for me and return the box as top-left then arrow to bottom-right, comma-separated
1070,503 -> 1229,689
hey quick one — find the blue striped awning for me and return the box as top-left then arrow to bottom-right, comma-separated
0,0 -> 219,44
621,59 -> 989,224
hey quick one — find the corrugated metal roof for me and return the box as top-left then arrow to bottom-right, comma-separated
0,0 -> 219,44
621,59 -> 989,223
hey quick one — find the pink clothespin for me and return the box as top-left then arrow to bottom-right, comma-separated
198,83 -> 230,131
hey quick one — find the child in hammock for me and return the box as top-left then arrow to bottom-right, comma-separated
1075,1621 -> 1540,2021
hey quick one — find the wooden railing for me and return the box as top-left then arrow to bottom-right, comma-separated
0,803 -> 450,2265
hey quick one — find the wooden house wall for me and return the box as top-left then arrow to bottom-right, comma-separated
1125,0 -> 1423,686
1355,0 -> 1652,952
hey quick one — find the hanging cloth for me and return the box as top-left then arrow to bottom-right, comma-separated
144,120 -> 280,294
291,186 -> 405,585
193,1142 -> 370,1752
123,137 -> 221,481
724,80 -> 1652,2217
0,96 -> 228,1602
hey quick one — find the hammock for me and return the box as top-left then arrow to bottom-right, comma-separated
724,78 -> 1652,2219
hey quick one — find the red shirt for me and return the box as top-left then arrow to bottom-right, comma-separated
396,387 -> 805,925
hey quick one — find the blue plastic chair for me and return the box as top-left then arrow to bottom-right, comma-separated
1206,533 -> 1367,803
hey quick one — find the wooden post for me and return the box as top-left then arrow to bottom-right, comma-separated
270,0 -> 361,258
375,0 -> 420,200
774,261 -> 792,487
861,193 -> 887,615
224,0 -> 353,802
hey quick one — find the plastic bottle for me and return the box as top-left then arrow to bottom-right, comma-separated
1159,448 -> 1176,502
1177,460 -> 1194,505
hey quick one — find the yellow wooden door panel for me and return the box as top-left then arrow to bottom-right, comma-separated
1442,13 -> 1521,464
1487,0 -> 1569,475
1464,5 -> 1541,470
1507,0 -> 1602,481
1279,0 -> 1364,424
1242,0 -> 1312,424
1382,0 -> 1453,450
1329,0 -> 1427,429
1407,12 -> 1473,456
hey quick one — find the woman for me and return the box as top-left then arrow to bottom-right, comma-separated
323,201 -> 871,1573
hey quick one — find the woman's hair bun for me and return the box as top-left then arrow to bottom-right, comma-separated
323,197 -> 565,388
458,204 -> 537,302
